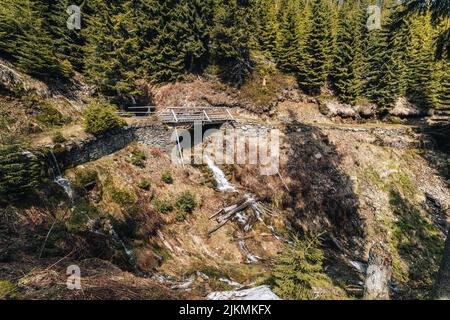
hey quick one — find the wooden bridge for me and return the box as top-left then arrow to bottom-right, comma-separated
117,106 -> 236,126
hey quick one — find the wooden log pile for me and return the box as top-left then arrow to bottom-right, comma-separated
208,196 -> 279,236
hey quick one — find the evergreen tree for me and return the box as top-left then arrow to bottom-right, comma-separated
37,0 -> 86,72
298,0 -> 333,95
0,145 -> 43,204
275,1 -> 301,73
211,0 -> 254,86
332,3 -> 365,104
273,235 -> 335,300
257,0 -> 279,56
405,14 -> 437,109
364,11 -> 403,111
436,60 -> 450,106
0,0 -> 63,79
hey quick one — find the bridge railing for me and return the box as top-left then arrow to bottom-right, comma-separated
114,106 -> 235,125
157,107 -> 235,124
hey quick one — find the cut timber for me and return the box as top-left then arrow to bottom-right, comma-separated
208,197 -> 257,235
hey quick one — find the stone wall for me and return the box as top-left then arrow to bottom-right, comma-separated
53,123 -> 173,168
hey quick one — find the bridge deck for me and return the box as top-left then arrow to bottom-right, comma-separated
116,106 -> 235,126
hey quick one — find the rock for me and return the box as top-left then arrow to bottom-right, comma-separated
389,97 -> 425,118
355,102 -> 377,118
364,243 -> 392,300
318,99 -> 357,118
0,58 -> 49,97
207,285 -> 281,300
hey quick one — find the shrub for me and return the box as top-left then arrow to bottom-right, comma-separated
51,131 -> 66,144
35,100 -> 71,127
0,145 -> 43,204
272,235 -> 336,300
83,100 -> 126,136
0,280 -> 17,299
175,191 -> 196,214
152,198 -> 173,214
111,189 -> 136,207
138,179 -> 151,190
131,150 -> 146,168
161,170 -> 173,184
72,169 -> 98,195
110,215 -> 139,240
66,200 -> 100,232
175,211 -> 187,222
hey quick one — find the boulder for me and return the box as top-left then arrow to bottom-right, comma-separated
364,242 -> 392,300
389,97 -> 425,118
355,102 -> 377,118
207,285 -> 281,300
319,99 -> 357,118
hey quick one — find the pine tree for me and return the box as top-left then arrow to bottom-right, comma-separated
0,0 -> 63,79
273,235 -> 334,300
211,0 -> 254,86
0,145 -> 43,204
405,14 -> 437,109
257,0 -> 279,56
298,0 -> 333,95
436,60 -> 450,106
332,3 -> 365,104
275,1 -> 301,73
37,0 -> 86,72
364,10 -> 405,112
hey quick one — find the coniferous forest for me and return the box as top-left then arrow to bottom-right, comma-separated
0,0 -> 448,109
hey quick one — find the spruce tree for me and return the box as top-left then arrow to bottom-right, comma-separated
211,0 -> 254,86
275,1 -> 301,73
0,145 -> 43,204
436,60 -> 450,106
0,0 -> 63,79
298,0 -> 333,95
405,14 -> 437,109
257,0 -> 279,56
332,3 -> 365,104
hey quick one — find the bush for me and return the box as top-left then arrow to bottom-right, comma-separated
138,179 -> 151,190
161,171 -> 173,184
272,235 -> 336,300
111,189 -> 136,207
175,191 -> 196,214
131,150 -> 146,168
83,100 -> 126,136
51,131 -> 66,144
175,211 -> 187,222
66,200 -> 100,232
72,169 -> 98,195
152,198 -> 173,214
35,100 -> 71,127
0,145 -> 43,204
0,280 -> 17,299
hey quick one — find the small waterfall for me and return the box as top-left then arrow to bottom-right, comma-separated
205,156 -> 237,193
49,151 -> 74,202
109,227 -> 138,271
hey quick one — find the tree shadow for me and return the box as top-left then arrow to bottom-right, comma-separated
388,188 -> 445,299
281,110 -> 366,297
282,110 -> 364,246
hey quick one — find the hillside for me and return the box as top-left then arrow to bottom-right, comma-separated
1,0 -> 450,303
0,56 -> 449,300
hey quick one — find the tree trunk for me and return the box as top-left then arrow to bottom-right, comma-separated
433,225 -> 450,300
